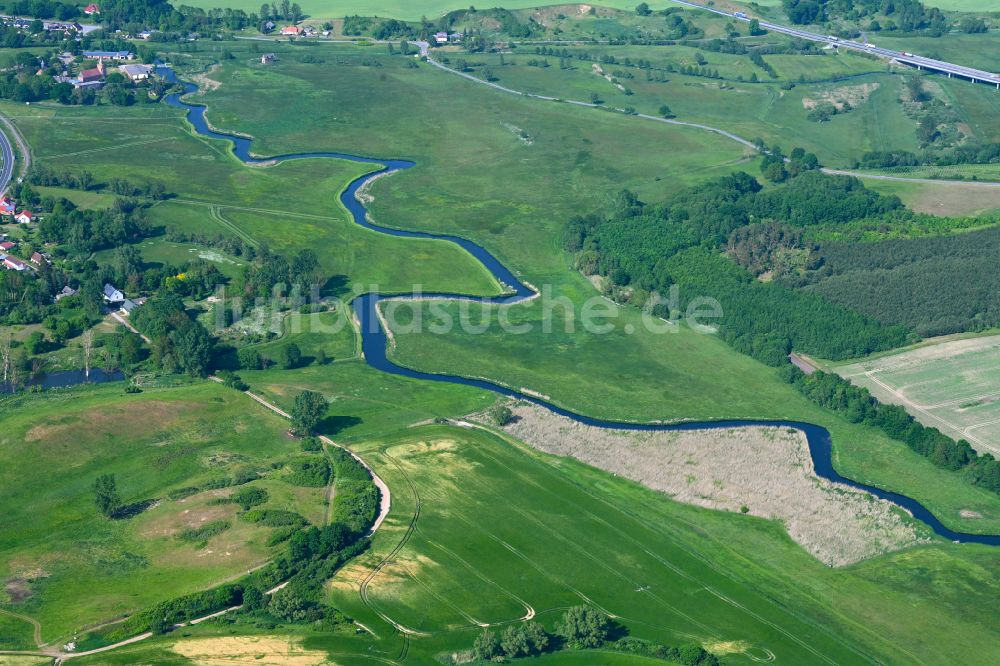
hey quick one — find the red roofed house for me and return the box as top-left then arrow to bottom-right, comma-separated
15,210 -> 34,224
280,25 -> 301,35
31,252 -> 49,265
84,3 -> 100,15
3,256 -> 27,271
0,241 -> 15,251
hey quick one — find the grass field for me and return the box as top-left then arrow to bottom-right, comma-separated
0,382 -> 324,646
837,334 -> 1000,458
174,0 -> 683,21
0,99 -> 502,299
63,425 -> 1000,665
173,41 -> 1000,535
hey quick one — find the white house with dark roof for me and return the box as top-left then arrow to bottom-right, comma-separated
103,283 -> 125,303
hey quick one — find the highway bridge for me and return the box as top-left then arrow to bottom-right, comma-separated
670,0 -> 1000,88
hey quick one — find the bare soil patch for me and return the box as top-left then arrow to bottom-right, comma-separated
802,82 -> 878,111
497,404 -> 927,566
3,579 -> 32,603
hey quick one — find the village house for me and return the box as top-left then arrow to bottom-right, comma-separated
0,196 -> 15,216
2,255 -> 28,271
30,252 -> 49,265
83,3 -> 100,15
15,210 -> 34,224
118,63 -> 154,81
280,25 -> 301,36
82,50 -> 133,62
103,283 -> 125,304
0,241 -> 15,252
121,298 -> 140,314
55,285 -> 77,301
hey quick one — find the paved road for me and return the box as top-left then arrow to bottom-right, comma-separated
668,0 -> 1000,87
0,117 -> 14,195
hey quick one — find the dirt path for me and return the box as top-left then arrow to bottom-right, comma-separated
0,607 -> 44,648
110,312 -> 150,344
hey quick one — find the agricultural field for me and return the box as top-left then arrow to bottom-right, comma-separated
63,425 -> 1000,665
175,0 -> 683,21
837,334 -> 1000,457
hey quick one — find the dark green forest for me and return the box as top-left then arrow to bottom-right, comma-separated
563,171 -> 913,365
799,227 -> 1000,337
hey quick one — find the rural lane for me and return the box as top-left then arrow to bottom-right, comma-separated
424,54 -> 1000,188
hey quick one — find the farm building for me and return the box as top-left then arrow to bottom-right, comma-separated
261,53 -> 276,64
15,211 -> 34,224
118,63 -> 154,81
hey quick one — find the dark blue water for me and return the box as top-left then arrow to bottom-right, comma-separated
1,368 -> 125,394
163,75 -> 1000,547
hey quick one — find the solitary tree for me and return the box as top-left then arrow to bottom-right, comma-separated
93,474 -> 121,518
292,390 -> 327,434
635,2 -> 652,16
278,342 -> 302,369
82,329 -> 94,378
659,104 -> 675,118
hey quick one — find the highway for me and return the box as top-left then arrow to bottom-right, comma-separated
0,119 -> 13,195
669,0 -> 1000,88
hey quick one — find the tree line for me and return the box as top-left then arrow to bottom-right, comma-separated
784,367 -> 1000,495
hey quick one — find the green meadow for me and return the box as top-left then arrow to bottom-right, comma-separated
69,425 -> 1000,665
0,99 -> 501,298
164,42 -> 1000,534
1,22 -> 999,663
0,382 -> 319,644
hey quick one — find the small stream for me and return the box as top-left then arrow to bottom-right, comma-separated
161,75 -> 1000,546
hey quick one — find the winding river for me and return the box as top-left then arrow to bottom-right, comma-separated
165,79 -> 1000,547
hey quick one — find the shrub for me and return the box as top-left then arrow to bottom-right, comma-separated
178,520 -> 231,543
231,486 -> 268,510
300,436 -> 322,453
286,457 -> 332,487
243,509 -> 308,527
